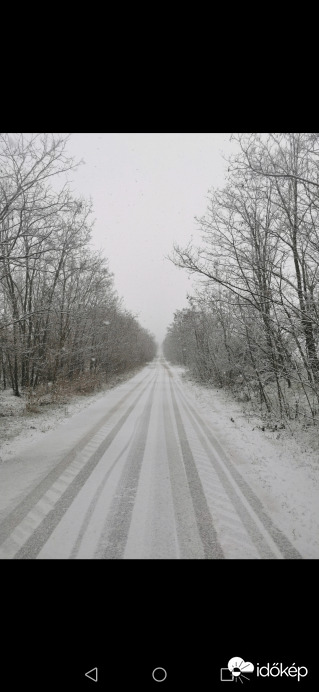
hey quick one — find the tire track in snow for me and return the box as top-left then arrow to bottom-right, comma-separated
0,370 -> 153,548
1,360 -> 302,560
68,434 -> 136,559
1,380 -> 154,559
122,375 -> 179,559
95,384 -> 156,559
173,373 -> 302,559
171,388 -> 269,558
169,381 -> 225,559
162,378 -> 205,559
169,378 -> 261,559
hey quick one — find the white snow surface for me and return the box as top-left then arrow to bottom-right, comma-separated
176,369 -> 319,559
0,364 -> 319,558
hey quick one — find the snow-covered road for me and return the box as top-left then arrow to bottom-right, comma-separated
0,358 -> 304,558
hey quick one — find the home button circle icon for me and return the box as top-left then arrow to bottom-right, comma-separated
152,667 -> 167,682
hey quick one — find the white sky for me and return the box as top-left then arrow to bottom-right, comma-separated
65,133 -> 236,344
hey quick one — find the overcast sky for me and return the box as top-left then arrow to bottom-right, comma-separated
65,133 -> 236,344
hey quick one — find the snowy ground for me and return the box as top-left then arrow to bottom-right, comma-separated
1,363 -> 319,558
0,371 -> 141,465
177,368 -> 319,559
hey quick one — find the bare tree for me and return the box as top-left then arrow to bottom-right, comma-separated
0,134 -> 157,398
167,133 -> 319,423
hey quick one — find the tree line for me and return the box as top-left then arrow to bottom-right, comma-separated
164,134 -> 319,423
0,133 -> 156,397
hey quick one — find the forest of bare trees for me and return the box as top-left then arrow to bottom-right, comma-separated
0,134 -> 156,401
163,134 -> 319,425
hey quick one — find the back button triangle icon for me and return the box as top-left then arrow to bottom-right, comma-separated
85,667 -> 98,682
